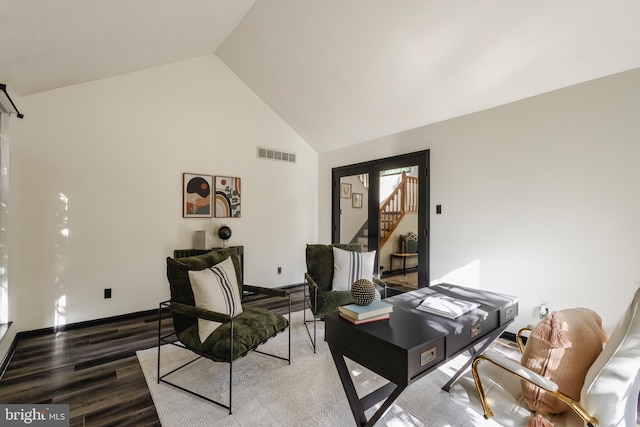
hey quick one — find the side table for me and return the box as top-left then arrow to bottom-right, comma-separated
389,253 -> 418,275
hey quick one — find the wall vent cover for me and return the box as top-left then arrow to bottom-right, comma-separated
257,147 -> 296,163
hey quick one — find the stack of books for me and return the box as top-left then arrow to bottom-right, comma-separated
416,295 -> 480,319
338,300 -> 393,324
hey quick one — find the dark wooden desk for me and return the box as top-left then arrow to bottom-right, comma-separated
325,283 -> 518,427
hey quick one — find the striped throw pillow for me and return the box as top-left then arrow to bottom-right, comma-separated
188,256 -> 243,343
331,247 -> 376,292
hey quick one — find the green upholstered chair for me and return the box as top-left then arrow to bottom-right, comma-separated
158,247 -> 290,414
303,243 -> 386,352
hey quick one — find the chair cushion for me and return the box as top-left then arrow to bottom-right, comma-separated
188,256 -> 243,343
314,290 -> 354,317
167,248 -> 243,304
449,354 -> 585,427
332,247 -> 376,291
520,308 -> 606,416
177,307 -> 289,361
580,287 -> 640,426
166,247 -> 242,335
305,243 -> 362,293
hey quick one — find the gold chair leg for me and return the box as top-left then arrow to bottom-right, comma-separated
471,356 -> 494,419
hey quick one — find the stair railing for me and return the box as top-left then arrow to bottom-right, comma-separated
358,173 -> 369,190
379,172 -> 419,248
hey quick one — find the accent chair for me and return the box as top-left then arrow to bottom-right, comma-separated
303,243 -> 386,352
158,247 -> 290,414
450,287 -> 640,427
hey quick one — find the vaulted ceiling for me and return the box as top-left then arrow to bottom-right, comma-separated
1,1 -> 639,152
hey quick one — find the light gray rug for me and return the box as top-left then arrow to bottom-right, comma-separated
137,310 -> 501,426
384,272 -> 419,289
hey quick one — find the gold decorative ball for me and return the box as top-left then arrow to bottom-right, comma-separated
350,279 -> 376,306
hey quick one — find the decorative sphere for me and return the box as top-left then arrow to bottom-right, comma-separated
217,225 -> 232,241
350,279 -> 376,306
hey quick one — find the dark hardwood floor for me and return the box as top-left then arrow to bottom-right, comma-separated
0,286 -> 304,426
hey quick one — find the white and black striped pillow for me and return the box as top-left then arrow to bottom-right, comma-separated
331,247 -> 376,292
188,256 -> 243,343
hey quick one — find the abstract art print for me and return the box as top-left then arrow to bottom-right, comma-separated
341,183 -> 352,198
183,173 -> 213,217
215,176 -> 241,218
352,193 -> 363,208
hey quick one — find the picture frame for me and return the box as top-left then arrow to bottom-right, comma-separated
183,173 -> 213,217
352,193 -> 363,208
341,183 -> 352,199
215,176 -> 242,218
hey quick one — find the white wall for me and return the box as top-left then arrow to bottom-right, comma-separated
320,68 -> 640,333
10,54 -> 317,332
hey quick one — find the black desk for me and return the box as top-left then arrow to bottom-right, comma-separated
325,283 -> 518,427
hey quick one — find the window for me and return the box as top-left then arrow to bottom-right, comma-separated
0,112 -> 8,325
0,85 -> 21,334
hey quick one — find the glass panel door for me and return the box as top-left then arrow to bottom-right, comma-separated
379,166 -> 419,288
339,174 -> 370,249
332,150 -> 429,289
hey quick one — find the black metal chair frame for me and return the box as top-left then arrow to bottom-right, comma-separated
302,276 -> 319,353
303,276 -> 386,353
157,294 -> 291,414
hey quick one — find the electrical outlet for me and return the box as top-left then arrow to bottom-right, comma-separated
539,304 -> 549,319
104,288 -> 112,299
277,267 -> 282,274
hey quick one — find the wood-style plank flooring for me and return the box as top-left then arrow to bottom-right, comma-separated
0,286 -> 304,426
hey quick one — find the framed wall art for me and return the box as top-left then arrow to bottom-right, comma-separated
215,176 -> 241,218
341,183 -> 352,199
352,193 -> 363,208
183,173 -> 213,217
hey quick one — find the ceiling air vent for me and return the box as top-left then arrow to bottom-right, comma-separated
257,147 -> 296,163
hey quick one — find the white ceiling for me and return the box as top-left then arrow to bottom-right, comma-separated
2,1 -> 640,152
0,0 -> 256,94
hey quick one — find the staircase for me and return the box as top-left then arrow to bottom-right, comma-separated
350,222 -> 369,251
379,172 -> 418,248
348,171 -> 418,250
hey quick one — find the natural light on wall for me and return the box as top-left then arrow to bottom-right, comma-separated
55,295 -> 67,330
54,192 -> 70,329
430,260 -> 481,289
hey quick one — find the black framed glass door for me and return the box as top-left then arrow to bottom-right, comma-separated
332,150 -> 430,288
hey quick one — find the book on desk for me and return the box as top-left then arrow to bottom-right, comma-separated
339,312 -> 390,324
416,295 -> 480,319
338,300 -> 393,323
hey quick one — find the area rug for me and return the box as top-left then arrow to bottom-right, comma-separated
383,272 -> 418,289
137,310 -> 501,426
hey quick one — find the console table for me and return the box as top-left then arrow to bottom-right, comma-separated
389,253 -> 417,275
325,283 -> 518,427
